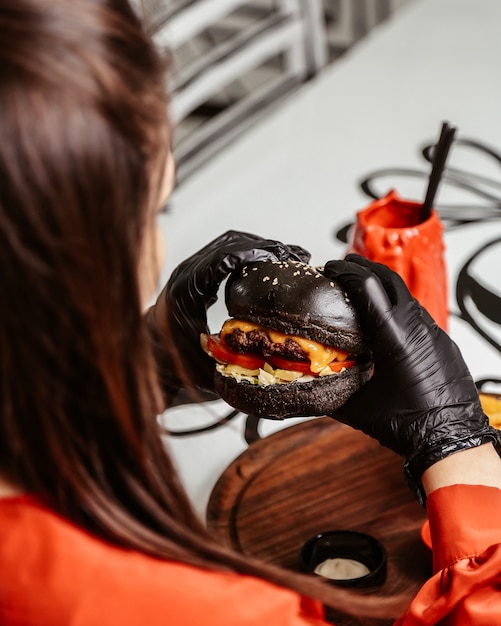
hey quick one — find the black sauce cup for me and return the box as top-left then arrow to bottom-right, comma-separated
300,530 -> 387,588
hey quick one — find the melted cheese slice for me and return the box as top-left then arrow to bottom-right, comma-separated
220,319 -> 349,373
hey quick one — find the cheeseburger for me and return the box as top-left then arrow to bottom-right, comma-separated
202,260 -> 373,419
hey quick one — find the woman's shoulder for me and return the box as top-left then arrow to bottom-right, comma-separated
0,496 -> 325,626
0,494 -> 121,567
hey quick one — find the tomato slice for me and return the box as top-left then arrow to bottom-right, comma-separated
207,335 -> 265,370
267,356 -> 314,374
324,360 -> 357,373
207,334 -> 357,375
268,356 -> 357,374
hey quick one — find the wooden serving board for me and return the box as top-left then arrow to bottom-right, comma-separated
207,417 -> 431,625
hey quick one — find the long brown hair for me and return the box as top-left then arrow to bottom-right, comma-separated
0,0 -> 409,619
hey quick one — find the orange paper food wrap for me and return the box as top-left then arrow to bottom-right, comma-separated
347,190 -> 448,330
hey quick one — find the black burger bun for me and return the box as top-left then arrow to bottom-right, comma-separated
215,360 -> 373,419
213,259 -> 373,419
225,260 -> 368,354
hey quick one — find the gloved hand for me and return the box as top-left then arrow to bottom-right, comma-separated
147,230 -> 310,405
324,254 -> 500,504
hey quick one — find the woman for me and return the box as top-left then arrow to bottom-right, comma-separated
1,1 -> 501,624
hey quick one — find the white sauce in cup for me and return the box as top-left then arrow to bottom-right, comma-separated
314,557 -> 371,580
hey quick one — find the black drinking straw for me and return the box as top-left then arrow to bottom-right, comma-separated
420,121 -> 457,222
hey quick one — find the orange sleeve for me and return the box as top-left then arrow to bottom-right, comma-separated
395,484 -> 501,625
0,496 -> 328,626
64,556 -> 328,626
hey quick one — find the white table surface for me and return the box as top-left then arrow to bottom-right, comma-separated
158,0 -> 501,519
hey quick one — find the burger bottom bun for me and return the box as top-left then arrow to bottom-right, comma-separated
214,361 -> 373,420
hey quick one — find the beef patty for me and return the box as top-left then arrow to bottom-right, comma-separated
223,328 -> 308,362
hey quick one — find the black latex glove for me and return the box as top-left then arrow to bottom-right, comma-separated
147,230 -> 310,405
324,254 -> 500,504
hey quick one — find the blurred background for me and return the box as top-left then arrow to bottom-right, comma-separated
133,0 -> 415,182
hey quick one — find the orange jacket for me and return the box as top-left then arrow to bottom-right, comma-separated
396,484 -> 501,625
1,485 -> 501,625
